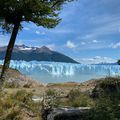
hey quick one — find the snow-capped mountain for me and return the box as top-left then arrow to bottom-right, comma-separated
0,45 -> 78,63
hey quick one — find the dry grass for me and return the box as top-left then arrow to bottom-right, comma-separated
0,90 -> 42,120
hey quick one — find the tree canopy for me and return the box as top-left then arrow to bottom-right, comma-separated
0,0 -> 73,33
0,0 -> 74,79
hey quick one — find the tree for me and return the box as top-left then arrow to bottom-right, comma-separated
0,0 -> 73,80
117,60 -> 120,65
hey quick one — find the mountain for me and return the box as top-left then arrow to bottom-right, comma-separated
0,45 -> 78,63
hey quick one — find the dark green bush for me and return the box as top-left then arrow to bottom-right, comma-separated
87,77 -> 120,120
92,77 -> 120,101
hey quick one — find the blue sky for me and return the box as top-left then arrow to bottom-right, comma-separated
1,0 -> 120,62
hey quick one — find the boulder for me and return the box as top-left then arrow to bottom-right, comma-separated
47,107 -> 90,120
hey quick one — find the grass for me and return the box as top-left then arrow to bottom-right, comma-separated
43,89 -> 94,108
1,66 -> 120,120
67,89 -> 94,107
44,77 -> 120,120
0,90 -> 42,120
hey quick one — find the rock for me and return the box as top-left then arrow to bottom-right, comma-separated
47,107 -> 90,120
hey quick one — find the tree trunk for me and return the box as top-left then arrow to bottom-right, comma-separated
0,21 -> 20,80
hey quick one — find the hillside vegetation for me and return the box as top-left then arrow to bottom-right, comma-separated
0,66 -> 120,119
0,65 -> 41,88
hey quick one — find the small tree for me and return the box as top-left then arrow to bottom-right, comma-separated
0,0 -> 73,80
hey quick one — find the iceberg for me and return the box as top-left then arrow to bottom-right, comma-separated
0,60 -> 120,83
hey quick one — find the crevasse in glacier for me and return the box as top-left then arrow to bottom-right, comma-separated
0,60 -> 120,83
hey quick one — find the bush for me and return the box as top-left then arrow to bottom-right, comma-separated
46,89 -> 57,96
92,77 -> 120,102
87,77 -> 120,120
68,89 -> 94,107
87,98 -> 119,120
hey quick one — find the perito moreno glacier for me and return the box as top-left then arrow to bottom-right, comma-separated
0,60 -> 119,83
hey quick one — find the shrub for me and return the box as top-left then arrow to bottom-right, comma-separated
92,77 -> 120,102
68,89 -> 94,107
46,89 -> 57,96
88,77 -> 120,120
87,98 -> 117,120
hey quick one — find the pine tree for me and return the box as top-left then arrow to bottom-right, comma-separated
0,0 -> 73,80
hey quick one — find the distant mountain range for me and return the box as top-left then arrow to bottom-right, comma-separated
0,45 -> 78,63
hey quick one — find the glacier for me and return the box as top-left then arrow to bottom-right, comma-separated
0,60 -> 120,83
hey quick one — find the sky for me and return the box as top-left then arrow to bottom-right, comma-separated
1,0 -> 120,62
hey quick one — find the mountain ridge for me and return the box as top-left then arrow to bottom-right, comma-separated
0,45 -> 78,63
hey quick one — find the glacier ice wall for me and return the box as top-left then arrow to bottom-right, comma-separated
0,60 -> 120,83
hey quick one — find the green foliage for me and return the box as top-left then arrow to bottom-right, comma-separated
0,0 -> 74,33
44,89 -> 94,108
0,90 -> 41,120
86,98 -> 120,120
85,77 -> 120,120
117,59 -> 120,65
89,98 -> 116,120
46,89 -> 57,96
68,89 -> 94,107
92,77 -> 120,102
68,89 -> 82,100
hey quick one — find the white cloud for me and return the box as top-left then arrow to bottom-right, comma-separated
82,15 -> 120,40
49,28 -> 74,34
66,40 -> 77,49
0,35 -> 9,46
110,42 -> 120,48
35,31 -> 40,34
16,40 -> 24,45
92,40 -> 98,43
46,44 -> 55,50
35,31 -> 45,35
23,27 -> 30,31
81,42 -> 86,45
77,56 -> 116,64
